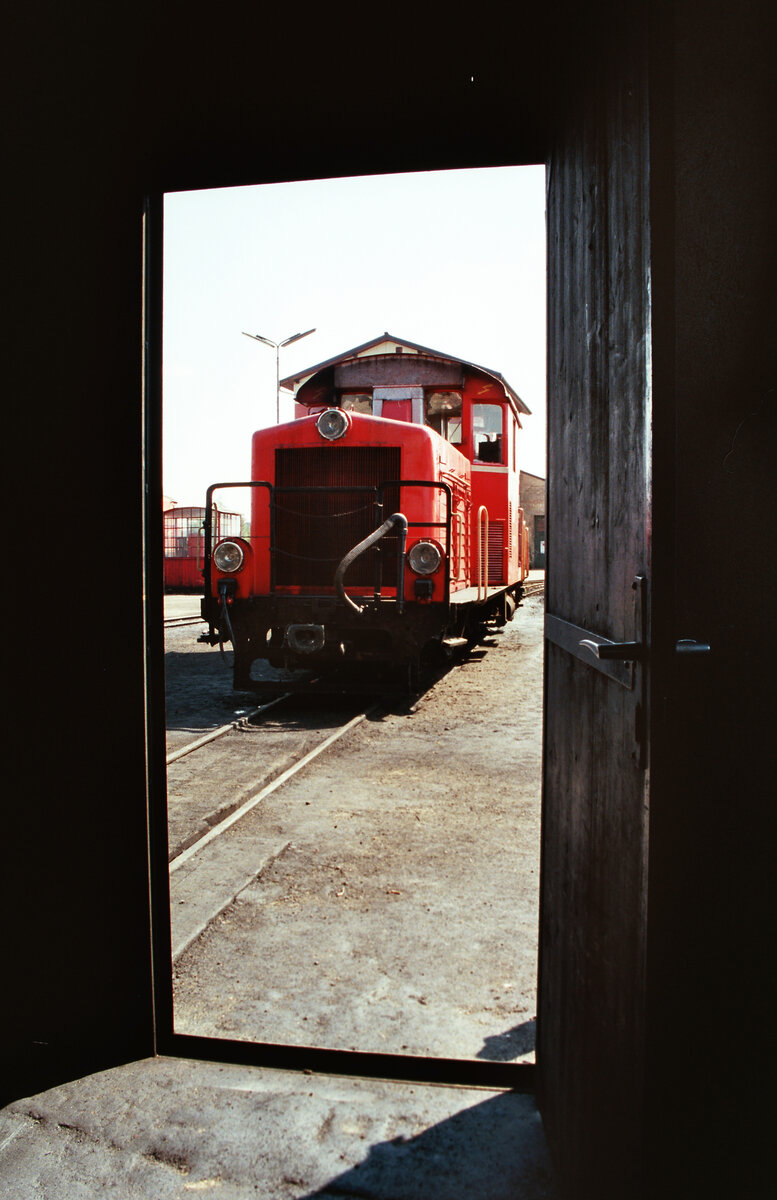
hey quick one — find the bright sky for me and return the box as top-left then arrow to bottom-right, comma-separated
163,165 -> 546,515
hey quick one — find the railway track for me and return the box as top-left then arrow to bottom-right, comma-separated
166,693 -> 290,764
164,614 -> 204,629
169,706 -> 372,872
164,679 -> 379,852
166,693 -> 376,959
164,588 -> 544,959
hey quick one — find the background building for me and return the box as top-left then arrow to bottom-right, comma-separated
519,471 -> 546,567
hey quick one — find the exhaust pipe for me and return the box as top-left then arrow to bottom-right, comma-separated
334,512 -> 408,615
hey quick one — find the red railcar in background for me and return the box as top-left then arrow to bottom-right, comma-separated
200,337 -> 530,688
163,505 -> 241,591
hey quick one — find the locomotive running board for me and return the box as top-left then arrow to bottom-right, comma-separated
450,582 -> 522,605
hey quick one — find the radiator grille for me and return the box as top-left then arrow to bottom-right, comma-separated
488,520 -> 505,584
274,446 -> 401,588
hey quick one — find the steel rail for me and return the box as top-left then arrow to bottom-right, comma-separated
165,694 -> 290,765
169,706 -> 375,875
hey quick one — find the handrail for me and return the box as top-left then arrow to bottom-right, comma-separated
204,481 -> 271,641
376,480 -> 452,608
477,505 -> 489,602
453,509 -> 462,580
517,505 -> 525,581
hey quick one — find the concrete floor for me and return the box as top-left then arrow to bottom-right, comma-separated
1,1057 -> 557,1198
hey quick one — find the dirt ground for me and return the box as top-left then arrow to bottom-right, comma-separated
170,593 -> 544,1064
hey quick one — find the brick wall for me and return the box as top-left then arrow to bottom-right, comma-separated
519,470 -> 546,567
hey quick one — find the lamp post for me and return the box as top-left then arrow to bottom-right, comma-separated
241,328 -> 316,424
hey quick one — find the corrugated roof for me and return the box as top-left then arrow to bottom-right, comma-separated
280,331 -> 530,415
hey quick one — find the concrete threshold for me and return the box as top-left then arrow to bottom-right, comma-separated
1,1055 -> 557,1198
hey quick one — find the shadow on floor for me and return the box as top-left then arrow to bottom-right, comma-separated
478,1018 -> 537,1062
305,1090 -> 555,1200
1,1058 -> 557,1199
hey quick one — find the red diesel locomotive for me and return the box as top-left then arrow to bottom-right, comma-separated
200,337 -> 530,689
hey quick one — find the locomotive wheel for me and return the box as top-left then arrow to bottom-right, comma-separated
466,618 -> 489,646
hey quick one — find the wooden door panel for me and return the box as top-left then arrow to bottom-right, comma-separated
537,25 -> 651,1198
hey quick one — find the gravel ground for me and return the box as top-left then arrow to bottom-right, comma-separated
168,594 -> 544,1064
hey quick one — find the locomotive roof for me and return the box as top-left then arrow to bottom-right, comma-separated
280,331 -> 531,416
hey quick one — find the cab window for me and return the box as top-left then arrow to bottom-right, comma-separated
425,391 -> 463,444
341,392 -> 373,414
473,403 -> 504,463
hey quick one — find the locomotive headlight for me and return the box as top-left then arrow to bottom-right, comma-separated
408,540 -> 442,575
317,408 -> 350,441
213,540 -> 244,573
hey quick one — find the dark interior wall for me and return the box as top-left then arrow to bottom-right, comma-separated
645,4 -> 777,1196
6,20 -> 154,1098
4,0 -> 571,1105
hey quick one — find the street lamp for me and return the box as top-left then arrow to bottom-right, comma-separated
242,327 -> 316,424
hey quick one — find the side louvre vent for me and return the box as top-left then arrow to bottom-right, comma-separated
488,520 -> 505,585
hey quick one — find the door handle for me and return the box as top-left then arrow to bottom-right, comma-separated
579,639 -> 643,662
675,638 -> 710,655
579,638 -> 711,659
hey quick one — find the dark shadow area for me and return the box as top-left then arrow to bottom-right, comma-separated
303,1090 -> 555,1200
478,1018 -> 537,1062
163,649 -> 258,731
163,648 -> 351,733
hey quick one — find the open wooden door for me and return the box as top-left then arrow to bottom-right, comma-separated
537,22 -> 653,1198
